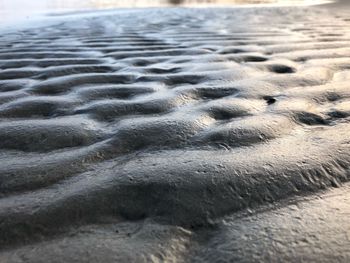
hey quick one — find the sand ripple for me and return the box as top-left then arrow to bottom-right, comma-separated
0,5 -> 350,262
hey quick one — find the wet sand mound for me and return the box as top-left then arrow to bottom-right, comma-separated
0,4 -> 350,262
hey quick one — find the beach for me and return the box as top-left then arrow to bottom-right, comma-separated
0,1 -> 350,262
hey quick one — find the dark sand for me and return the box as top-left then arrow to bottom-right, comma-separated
0,1 -> 350,262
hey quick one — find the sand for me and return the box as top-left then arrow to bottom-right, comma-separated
0,1 -> 350,262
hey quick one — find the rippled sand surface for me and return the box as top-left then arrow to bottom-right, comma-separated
0,2 -> 350,262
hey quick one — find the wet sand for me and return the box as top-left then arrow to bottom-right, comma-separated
0,1 -> 350,262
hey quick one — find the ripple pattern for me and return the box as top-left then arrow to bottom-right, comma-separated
0,6 -> 350,262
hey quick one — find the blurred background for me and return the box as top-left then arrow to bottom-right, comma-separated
0,0 -> 330,26
0,0 -> 327,10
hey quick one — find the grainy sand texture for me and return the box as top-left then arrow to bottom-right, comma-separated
0,1 -> 350,262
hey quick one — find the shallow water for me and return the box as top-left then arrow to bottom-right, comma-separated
0,0 -> 331,29
0,0 -> 331,9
